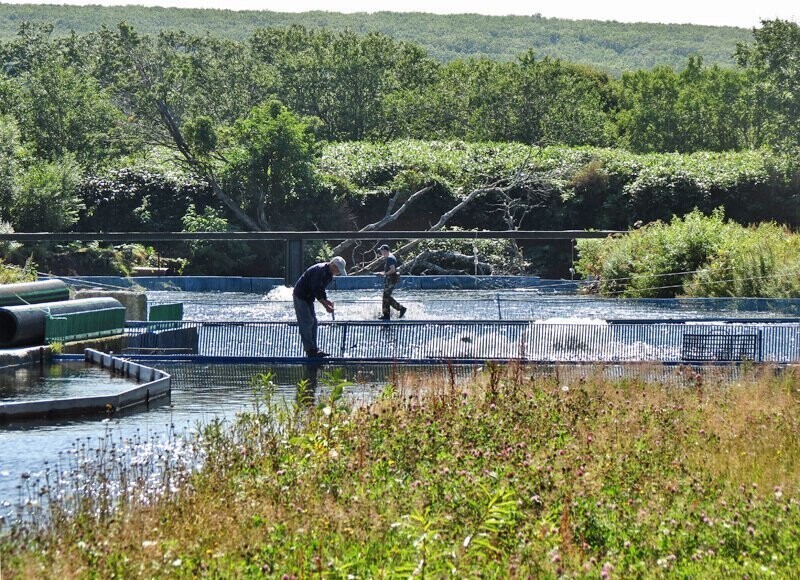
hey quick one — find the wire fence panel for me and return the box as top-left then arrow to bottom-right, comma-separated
123,320 -> 800,363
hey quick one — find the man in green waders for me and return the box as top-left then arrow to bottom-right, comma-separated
376,244 -> 407,321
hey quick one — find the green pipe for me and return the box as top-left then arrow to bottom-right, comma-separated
0,297 -> 123,348
0,280 -> 70,306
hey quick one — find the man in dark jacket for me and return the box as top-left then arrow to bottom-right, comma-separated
293,256 -> 347,357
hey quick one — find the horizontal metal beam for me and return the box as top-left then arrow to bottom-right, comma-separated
0,230 -> 624,242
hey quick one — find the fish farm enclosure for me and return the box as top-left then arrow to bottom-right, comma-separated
4,283 -> 800,523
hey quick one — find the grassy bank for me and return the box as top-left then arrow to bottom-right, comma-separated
3,364 -> 800,576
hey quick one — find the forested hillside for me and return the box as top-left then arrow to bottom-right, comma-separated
0,13 -> 798,287
0,4 -> 752,75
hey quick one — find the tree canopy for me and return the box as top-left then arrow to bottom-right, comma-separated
0,5 -> 752,76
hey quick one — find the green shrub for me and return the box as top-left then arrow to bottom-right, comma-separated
180,204 -> 257,275
686,222 -> 800,297
77,167 -> 214,232
0,255 -> 35,283
576,208 -> 800,297
320,141 -> 799,233
12,154 -> 84,232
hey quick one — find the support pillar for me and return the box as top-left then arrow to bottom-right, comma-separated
285,238 -> 304,286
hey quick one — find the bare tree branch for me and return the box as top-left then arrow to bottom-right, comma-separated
350,181 -> 507,274
118,27 -> 263,231
329,184 -> 432,256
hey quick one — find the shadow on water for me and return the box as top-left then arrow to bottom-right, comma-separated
0,362 -> 132,402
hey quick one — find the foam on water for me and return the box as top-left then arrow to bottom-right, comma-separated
150,290 -> 798,322
264,286 -> 293,301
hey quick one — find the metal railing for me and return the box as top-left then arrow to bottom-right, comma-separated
123,320 -> 800,363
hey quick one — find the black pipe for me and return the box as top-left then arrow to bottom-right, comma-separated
0,279 -> 70,307
0,297 -> 123,348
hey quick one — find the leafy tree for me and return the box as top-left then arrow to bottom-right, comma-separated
618,55 -> 770,152
514,51 -> 615,146
382,58 -> 494,140
617,66 -> 682,152
735,19 -> 800,149
180,203 -> 256,275
102,23 -> 275,230
0,23 -> 127,168
674,57 -> 753,151
220,100 -> 328,230
382,52 -> 615,145
250,26 -> 436,141
0,113 -> 19,223
0,5 -> 753,75
19,58 -> 124,167
184,115 -> 217,154
12,154 -> 84,231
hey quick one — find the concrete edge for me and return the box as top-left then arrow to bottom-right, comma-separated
0,345 -> 50,370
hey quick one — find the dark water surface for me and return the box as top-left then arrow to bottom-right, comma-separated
0,362 -> 131,401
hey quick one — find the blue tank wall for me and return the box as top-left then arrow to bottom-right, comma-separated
64,276 -> 285,293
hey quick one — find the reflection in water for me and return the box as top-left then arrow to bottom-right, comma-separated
297,362 -> 321,407
0,363 -> 133,402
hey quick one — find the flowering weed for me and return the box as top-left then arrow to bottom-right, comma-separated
2,364 -> 800,577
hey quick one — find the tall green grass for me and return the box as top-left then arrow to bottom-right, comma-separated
2,364 -> 800,576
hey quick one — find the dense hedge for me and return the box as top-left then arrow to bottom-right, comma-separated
25,142 -> 798,279
77,168 -> 215,233
319,141 -> 800,232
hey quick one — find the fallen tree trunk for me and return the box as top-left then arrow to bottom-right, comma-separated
329,185 -> 433,257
